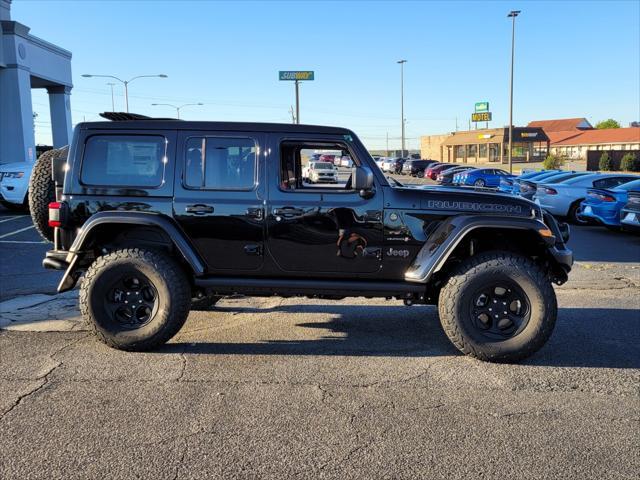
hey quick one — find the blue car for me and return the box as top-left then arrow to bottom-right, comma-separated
499,169 -> 549,193
510,170 -> 560,195
579,179 -> 640,228
454,168 -> 515,188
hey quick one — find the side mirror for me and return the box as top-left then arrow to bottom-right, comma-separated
352,166 -> 374,197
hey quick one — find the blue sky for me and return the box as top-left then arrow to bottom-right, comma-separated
14,0 -> 640,150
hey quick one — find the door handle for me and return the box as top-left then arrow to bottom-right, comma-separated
273,207 -> 305,217
185,204 -> 214,215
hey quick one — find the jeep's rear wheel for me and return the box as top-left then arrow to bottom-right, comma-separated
438,251 -> 557,362
80,248 -> 191,351
28,146 -> 68,242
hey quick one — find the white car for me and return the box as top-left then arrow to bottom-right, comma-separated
374,158 -> 386,170
340,156 -> 353,168
382,157 -> 399,172
306,161 -> 338,184
0,161 -> 32,210
533,172 -> 640,223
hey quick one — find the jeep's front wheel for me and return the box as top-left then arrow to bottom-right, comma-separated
438,251 -> 557,362
80,248 -> 191,351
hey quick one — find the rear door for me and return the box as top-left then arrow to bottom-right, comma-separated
173,131 -> 266,273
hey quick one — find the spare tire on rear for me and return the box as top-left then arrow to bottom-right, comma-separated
29,146 -> 68,242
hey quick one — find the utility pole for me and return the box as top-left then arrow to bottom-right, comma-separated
507,10 -> 521,173
397,60 -> 407,157
289,105 -> 296,124
151,103 -> 203,119
106,83 -> 116,111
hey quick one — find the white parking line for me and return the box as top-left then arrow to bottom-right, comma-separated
0,215 -> 28,224
0,224 -> 35,239
0,240 -> 48,244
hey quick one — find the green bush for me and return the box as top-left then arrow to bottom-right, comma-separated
599,152 -> 613,171
542,153 -> 565,170
620,152 -> 640,172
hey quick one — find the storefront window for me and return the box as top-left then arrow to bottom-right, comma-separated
467,144 -> 477,157
455,145 -> 465,159
479,144 -> 488,157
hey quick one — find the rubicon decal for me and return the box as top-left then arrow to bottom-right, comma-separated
426,200 -> 522,214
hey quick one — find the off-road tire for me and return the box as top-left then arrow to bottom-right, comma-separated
28,146 -> 68,241
438,251 -> 557,363
79,248 -> 191,351
191,294 -> 222,310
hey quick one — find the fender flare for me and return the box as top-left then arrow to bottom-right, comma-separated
57,211 -> 205,292
404,214 -> 564,284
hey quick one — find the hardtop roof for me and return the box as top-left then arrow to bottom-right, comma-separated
78,120 -> 354,135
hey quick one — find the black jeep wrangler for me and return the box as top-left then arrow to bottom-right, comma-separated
31,113 -> 572,362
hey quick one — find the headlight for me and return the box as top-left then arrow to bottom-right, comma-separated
2,172 -> 24,179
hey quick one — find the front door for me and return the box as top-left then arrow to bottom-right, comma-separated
265,135 -> 384,277
173,131 -> 266,273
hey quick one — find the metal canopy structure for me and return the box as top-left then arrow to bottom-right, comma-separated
0,0 -> 73,165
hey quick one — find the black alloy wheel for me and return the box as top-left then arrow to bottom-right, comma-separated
469,282 -> 531,340
104,273 -> 158,330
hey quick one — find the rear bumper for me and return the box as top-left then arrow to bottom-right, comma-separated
620,208 -> 640,231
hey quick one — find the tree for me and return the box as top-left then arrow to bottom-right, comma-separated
599,152 -> 613,171
620,152 -> 639,172
595,119 -> 621,129
543,153 -> 565,170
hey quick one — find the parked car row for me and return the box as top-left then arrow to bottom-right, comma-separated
501,168 -> 640,232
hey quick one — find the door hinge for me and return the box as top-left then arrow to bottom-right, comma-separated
246,207 -> 263,220
364,210 -> 382,222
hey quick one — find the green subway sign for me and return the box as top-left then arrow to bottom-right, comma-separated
279,71 -> 315,81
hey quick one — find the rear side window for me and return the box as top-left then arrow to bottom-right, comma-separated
81,135 -> 166,187
184,137 -> 256,190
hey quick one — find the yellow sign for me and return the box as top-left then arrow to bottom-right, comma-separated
477,134 -> 493,139
472,112 -> 492,122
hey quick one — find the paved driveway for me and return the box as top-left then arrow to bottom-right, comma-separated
1,206 -> 639,479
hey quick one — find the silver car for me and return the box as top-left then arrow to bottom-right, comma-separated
533,173 -> 640,223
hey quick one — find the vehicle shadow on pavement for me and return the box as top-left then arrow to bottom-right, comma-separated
570,226 -> 640,263
163,304 -> 639,369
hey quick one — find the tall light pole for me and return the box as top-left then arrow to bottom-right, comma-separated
397,60 -> 407,157
106,83 -> 116,112
507,10 -> 521,174
81,73 -> 168,113
151,102 -> 203,119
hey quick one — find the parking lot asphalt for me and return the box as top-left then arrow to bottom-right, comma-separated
1,196 -> 639,479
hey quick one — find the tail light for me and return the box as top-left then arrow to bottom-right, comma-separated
587,191 -> 615,202
48,201 -> 67,227
542,187 -> 558,195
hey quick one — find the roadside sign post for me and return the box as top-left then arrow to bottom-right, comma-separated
473,102 -> 490,130
279,71 -> 314,124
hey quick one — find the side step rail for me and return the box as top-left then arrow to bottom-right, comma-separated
194,277 -> 426,299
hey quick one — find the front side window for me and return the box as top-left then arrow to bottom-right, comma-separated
184,137 -> 256,190
280,141 -> 354,191
81,135 -> 166,187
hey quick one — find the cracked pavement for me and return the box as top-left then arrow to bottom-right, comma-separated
1,226 -> 639,478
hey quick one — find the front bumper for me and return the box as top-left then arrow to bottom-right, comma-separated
0,178 -> 28,204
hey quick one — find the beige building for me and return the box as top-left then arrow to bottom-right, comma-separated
421,127 -> 549,164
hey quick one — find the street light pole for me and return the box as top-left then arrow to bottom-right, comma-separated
507,10 -> 520,174
106,83 -> 116,111
294,80 -> 300,124
397,60 -> 407,157
81,74 -> 168,113
151,103 -> 203,119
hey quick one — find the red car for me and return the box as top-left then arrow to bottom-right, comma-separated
425,163 -> 460,180
319,154 -> 337,165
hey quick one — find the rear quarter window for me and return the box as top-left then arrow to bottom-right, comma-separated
81,135 -> 167,187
